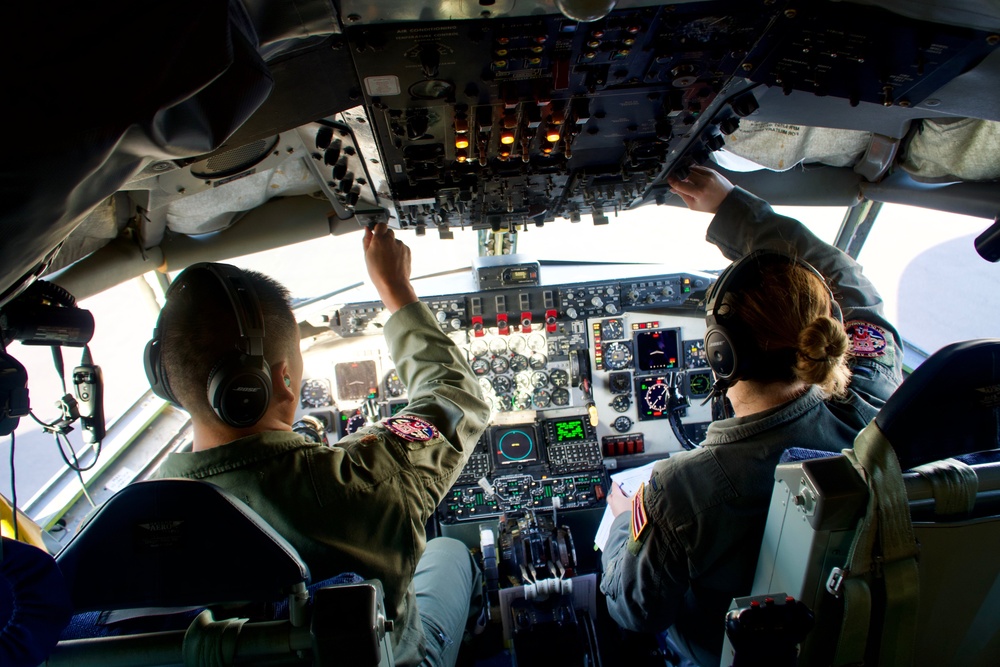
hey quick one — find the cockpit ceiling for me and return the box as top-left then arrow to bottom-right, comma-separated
5,0 -> 1000,304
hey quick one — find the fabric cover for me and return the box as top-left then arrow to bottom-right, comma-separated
0,537 -> 73,667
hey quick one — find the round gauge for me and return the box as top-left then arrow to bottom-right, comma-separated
644,382 -> 670,412
601,318 -> 625,341
529,353 -> 548,370
471,357 -> 491,376
533,388 -> 551,408
300,379 -> 332,408
492,375 -> 513,394
383,370 -> 405,398
490,356 -> 510,374
527,333 -> 547,352
479,377 -> 495,395
345,412 -> 367,434
496,429 -> 534,462
512,392 -> 533,411
688,371 -> 712,397
470,338 -> 489,357
531,370 -> 548,388
510,354 -> 530,372
611,394 -> 631,413
494,393 -> 513,412
489,337 -> 508,355
551,387 -> 570,406
613,415 -> 633,433
603,341 -> 633,371
549,369 -> 569,387
509,336 -> 527,354
515,371 -> 533,392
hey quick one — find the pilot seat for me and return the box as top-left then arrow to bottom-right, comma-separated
49,478 -> 395,666
724,339 -> 1000,666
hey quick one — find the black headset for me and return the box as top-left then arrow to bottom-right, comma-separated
144,263 -> 272,428
704,249 -> 841,386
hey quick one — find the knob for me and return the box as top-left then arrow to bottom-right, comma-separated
348,317 -> 360,328
605,304 -> 618,314
450,318 -> 462,330
436,310 -> 448,323
566,307 -> 578,319
332,155 -> 349,180
661,287 -> 673,296
627,290 -> 639,303
646,295 -> 657,304
591,296 -> 604,307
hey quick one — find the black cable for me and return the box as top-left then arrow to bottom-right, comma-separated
8,430 -> 17,541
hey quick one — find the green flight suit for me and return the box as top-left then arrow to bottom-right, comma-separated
155,301 -> 491,666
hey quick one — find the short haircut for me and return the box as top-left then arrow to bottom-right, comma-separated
158,267 -> 298,422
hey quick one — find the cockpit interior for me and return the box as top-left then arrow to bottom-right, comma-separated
2,1 -> 1000,666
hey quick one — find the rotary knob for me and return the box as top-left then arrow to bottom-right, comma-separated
435,310 -> 448,323
566,307 -> 579,319
591,296 -> 604,307
605,304 -> 618,315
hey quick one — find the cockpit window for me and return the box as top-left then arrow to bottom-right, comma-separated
857,203 -> 998,368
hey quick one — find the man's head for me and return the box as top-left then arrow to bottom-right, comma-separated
145,263 -> 301,428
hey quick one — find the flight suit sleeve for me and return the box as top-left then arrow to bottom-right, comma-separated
707,187 -> 904,404
599,494 -> 689,633
378,300 -> 491,520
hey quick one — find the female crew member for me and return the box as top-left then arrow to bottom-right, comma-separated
599,167 -> 903,666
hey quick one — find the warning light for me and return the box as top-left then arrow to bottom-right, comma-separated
456,150 -> 468,163
545,127 -> 561,143
500,131 -> 516,145
455,136 -> 470,149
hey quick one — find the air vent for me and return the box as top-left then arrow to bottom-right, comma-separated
190,136 -> 279,179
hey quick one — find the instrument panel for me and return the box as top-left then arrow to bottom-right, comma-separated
293,261 -> 717,523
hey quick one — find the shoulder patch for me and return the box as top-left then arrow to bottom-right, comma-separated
382,416 -> 439,442
845,320 -> 889,358
630,482 -> 649,544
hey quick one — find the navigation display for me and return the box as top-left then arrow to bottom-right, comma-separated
636,375 -> 672,421
634,329 -> 680,372
334,360 -> 378,401
491,425 -> 542,467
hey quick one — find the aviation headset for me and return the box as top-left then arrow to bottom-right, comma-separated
704,249 -> 842,386
144,263 -> 272,428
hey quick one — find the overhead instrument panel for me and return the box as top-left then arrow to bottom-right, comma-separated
333,2 -> 998,233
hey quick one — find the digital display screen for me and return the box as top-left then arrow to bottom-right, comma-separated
334,360 -> 378,401
635,329 -> 680,372
491,426 -> 542,466
553,418 -> 586,443
635,375 -> 672,422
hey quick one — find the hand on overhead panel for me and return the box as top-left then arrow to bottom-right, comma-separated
667,166 -> 735,214
363,223 -> 420,314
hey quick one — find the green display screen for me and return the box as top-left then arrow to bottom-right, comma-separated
555,419 -> 585,442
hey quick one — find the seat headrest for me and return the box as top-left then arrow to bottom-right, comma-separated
55,479 -> 310,613
874,339 -> 1000,470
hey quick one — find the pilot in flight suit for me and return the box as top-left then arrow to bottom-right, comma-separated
154,224 -> 491,667
599,168 -> 903,667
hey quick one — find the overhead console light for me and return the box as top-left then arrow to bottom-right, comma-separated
556,0 -> 618,22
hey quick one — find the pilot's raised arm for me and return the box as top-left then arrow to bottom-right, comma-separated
150,223 -> 489,667
598,166 -> 903,667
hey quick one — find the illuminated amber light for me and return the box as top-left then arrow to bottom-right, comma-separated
455,149 -> 468,163
545,128 -> 561,143
500,131 -> 516,145
455,136 -> 470,149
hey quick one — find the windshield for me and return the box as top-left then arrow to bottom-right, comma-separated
857,204 -> 998,366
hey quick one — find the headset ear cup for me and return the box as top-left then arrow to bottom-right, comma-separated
207,353 -> 272,428
144,337 -> 180,407
705,324 -> 739,381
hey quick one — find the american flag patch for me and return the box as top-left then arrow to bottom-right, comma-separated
631,482 -> 648,542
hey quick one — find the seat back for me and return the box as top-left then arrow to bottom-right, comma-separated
56,478 -> 310,612
732,339 -> 1000,667
49,478 -> 396,666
